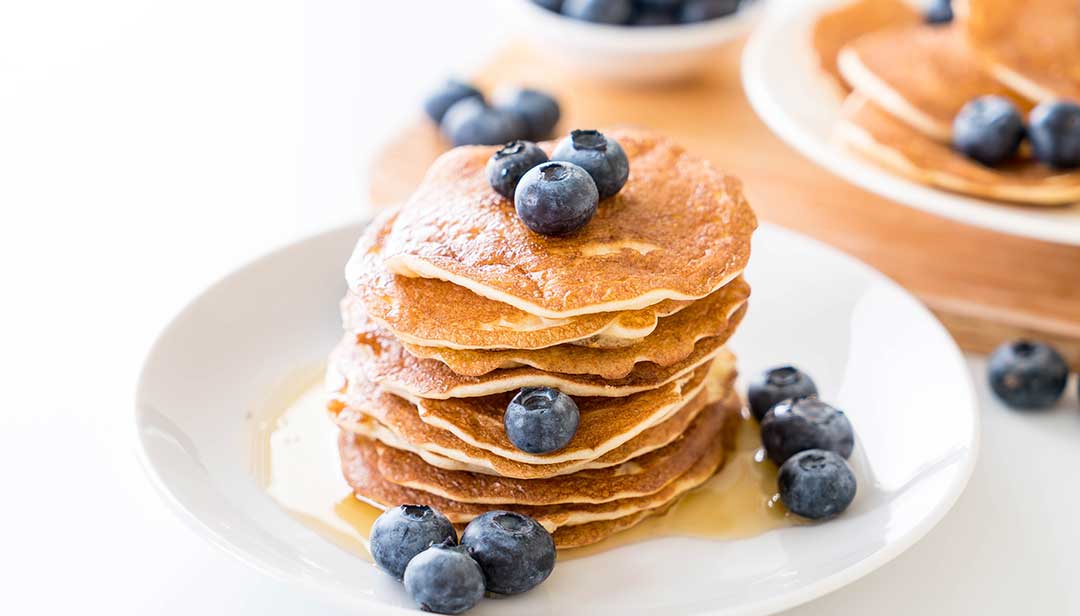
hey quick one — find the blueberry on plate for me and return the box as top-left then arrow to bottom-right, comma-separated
747,365 -> 818,422
423,80 -> 483,124
514,161 -> 599,236
370,504 -> 457,579
403,541 -> 486,615
679,0 -> 741,23
778,449 -> 857,520
532,0 -> 564,11
987,340 -> 1069,410
924,0 -> 953,24
487,140 -> 549,199
461,511 -> 556,595
505,387 -> 580,453
550,129 -> 630,199
561,0 -> 634,24
952,95 -> 1025,167
441,98 -> 527,147
1028,100 -> 1080,169
761,398 -> 854,464
494,88 -> 561,141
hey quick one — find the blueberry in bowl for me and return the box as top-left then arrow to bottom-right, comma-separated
747,364 -> 818,422
460,510 -> 556,595
987,339 -> 1069,410
761,398 -> 855,465
369,504 -> 457,579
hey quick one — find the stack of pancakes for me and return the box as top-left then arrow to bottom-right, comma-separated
327,128 -> 758,548
814,0 -> 1080,205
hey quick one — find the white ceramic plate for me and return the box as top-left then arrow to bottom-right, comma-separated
742,0 -> 1080,247
136,220 -> 978,615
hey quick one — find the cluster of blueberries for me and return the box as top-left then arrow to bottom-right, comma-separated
424,79 -> 561,147
370,506 -> 555,614
747,366 -> 857,520
533,0 -> 749,26
987,339 -> 1076,411
953,97 -> 1080,169
487,129 -> 629,236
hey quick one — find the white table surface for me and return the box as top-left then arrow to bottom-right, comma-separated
2,1 -> 1078,614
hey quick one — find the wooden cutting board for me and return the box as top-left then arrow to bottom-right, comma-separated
368,41 -> 1080,368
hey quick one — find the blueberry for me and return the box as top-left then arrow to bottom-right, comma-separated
747,365 -> 818,422
632,8 -> 678,26
952,95 -> 1025,167
370,504 -> 457,579
532,0 -> 564,11
679,0 -> 741,22
761,398 -> 854,464
461,511 -> 556,595
1028,100 -> 1080,169
778,449 -> 857,520
423,80 -> 483,124
562,0 -> 634,24
487,140 -> 550,199
441,98 -> 527,147
403,541 -> 485,615
494,88 -> 561,141
924,0 -> 953,24
505,387 -> 580,453
550,129 -> 630,199
988,340 -> 1069,410
514,161 -> 599,236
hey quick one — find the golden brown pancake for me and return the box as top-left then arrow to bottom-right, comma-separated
812,0 -> 920,94
370,391 -> 734,506
402,281 -> 749,379
837,94 -> 1080,205
335,317 -> 728,400
550,501 -> 675,549
839,24 -> 1024,141
328,351 -> 735,470
381,128 -> 756,319
332,378 -> 725,479
345,209 -> 691,350
963,0 -> 1080,102
337,397 -> 738,536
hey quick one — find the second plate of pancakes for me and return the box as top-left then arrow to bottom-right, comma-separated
135,217 -> 978,615
743,0 -> 1080,246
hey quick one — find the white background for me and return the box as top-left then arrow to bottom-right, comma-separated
2,1 -> 1078,613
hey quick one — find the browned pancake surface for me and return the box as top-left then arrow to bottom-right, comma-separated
812,0 -> 919,93
382,128 -> 756,318
838,95 -> 1080,205
345,210 -> 690,350
403,281 -> 748,378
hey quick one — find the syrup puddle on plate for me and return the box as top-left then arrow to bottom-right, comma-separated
253,367 -> 795,563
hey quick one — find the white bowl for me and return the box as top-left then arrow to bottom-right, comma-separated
501,1 -> 765,84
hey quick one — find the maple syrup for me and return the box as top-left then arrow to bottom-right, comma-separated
255,369 -> 795,563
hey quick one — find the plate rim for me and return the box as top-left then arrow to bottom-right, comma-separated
741,0 -> 1080,247
133,219 -> 980,616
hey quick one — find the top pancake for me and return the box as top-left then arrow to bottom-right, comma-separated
963,0 -> 1080,102
839,24 -> 1023,142
380,128 -> 756,319
345,209 -> 690,350
812,0 -> 919,94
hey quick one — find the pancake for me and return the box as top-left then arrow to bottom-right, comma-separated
838,24 -> 1024,142
337,397 -> 737,535
345,209 -> 691,350
963,0 -> 1080,102
381,128 -> 756,319
371,390 -> 737,506
837,94 -> 1080,205
812,0 -> 920,94
329,350 -> 734,468
551,501 -> 674,549
401,280 -> 749,378
336,316 -> 728,399
332,377 -> 723,479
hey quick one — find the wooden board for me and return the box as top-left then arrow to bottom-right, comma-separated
369,41 -> 1080,368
